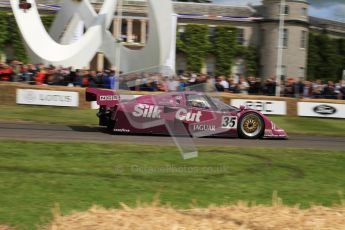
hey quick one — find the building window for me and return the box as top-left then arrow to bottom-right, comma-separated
300,31 -> 307,49
279,4 -> 289,15
208,26 -> 215,42
283,28 -> 288,48
178,25 -> 186,41
281,65 -> 287,79
301,7 -> 307,17
284,5 -> 289,15
237,28 -> 245,45
299,67 -> 305,79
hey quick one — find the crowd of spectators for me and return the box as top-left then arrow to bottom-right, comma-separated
1,61 -> 344,100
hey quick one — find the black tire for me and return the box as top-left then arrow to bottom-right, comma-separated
106,119 -> 115,132
238,112 -> 264,139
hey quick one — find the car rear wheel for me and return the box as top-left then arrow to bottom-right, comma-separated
238,112 -> 264,139
107,119 -> 115,131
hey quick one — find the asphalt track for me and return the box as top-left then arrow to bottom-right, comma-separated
0,122 -> 344,150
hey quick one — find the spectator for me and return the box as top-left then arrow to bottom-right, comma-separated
88,70 -> 99,87
302,81 -> 313,98
156,76 -> 168,92
335,80 -> 345,100
215,76 -> 225,92
238,76 -> 249,94
73,69 -> 84,87
263,78 -> 276,96
178,75 -> 188,91
0,63 -> 13,81
228,79 -> 239,93
312,79 -> 323,98
20,65 -> 34,82
339,84 -> 345,100
1,60 -> 345,101
167,76 -> 179,92
34,64 -> 46,85
322,81 -> 337,99
218,75 -> 229,92
9,60 -> 22,82
292,79 -> 304,98
248,76 -> 260,95
140,76 -> 156,91
191,74 -> 207,92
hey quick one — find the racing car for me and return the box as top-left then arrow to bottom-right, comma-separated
86,88 -> 287,139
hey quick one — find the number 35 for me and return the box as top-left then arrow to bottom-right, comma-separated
222,116 -> 237,129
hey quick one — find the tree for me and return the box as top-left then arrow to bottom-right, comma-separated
243,46 -> 259,77
307,32 -> 344,81
0,11 -> 8,59
212,26 -> 237,76
307,33 -> 321,80
315,34 -> 340,81
335,38 -> 345,79
177,24 -> 210,72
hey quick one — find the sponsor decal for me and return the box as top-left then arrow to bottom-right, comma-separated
175,96 -> 182,104
99,95 -> 119,101
132,105 -> 203,122
39,94 -> 72,103
221,116 -> 237,129
114,128 -> 130,133
175,108 -> 202,122
132,104 -> 161,118
193,124 -> 216,132
246,101 -> 273,113
313,105 -> 337,115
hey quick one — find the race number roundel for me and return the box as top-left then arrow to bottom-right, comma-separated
221,116 -> 237,129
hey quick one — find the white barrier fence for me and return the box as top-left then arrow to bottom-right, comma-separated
15,88 -> 345,119
298,102 -> 345,119
231,99 -> 287,115
16,89 -> 79,107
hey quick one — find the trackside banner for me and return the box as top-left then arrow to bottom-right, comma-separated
231,99 -> 287,115
297,102 -> 345,118
16,89 -> 79,107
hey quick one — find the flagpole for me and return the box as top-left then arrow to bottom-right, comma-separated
275,0 -> 286,97
115,0 -> 123,90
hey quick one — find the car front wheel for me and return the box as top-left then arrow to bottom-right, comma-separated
238,112 -> 264,139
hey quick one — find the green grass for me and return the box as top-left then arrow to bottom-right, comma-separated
0,105 -> 345,136
0,141 -> 345,229
269,116 -> 345,136
0,105 -> 97,125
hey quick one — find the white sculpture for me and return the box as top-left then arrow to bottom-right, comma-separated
10,0 -> 174,73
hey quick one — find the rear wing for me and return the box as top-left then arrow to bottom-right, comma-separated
86,88 -> 120,107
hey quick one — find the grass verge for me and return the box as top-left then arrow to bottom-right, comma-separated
269,116 -> 345,136
0,141 -> 344,229
0,105 -> 97,125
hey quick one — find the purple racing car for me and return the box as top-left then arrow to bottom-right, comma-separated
86,88 -> 287,139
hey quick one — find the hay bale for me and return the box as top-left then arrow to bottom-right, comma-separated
41,203 -> 345,230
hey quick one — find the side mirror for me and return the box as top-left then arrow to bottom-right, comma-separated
239,105 -> 245,111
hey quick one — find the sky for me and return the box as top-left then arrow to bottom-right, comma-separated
213,0 -> 345,22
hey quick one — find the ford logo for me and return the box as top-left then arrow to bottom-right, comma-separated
313,105 -> 337,115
